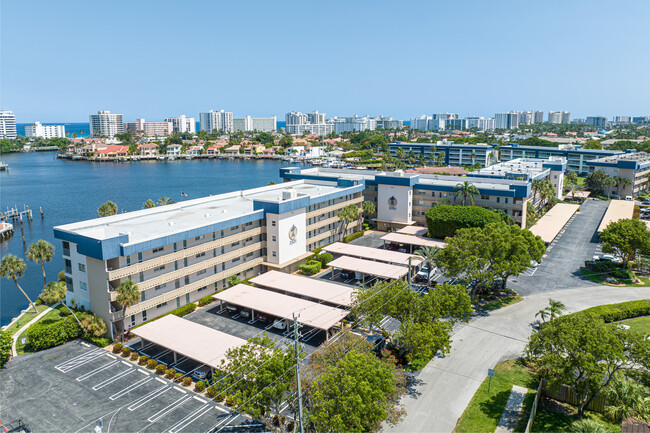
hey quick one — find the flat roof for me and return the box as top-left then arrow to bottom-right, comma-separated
54,180 -> 343,245
131,315 -> 246,369
213,284 -> 349,330
565,190 -> 591,199
396,225 -> 429,236
529,203 -> 580,243
249,270 -> 354,307
323,242 -> 423,266
598,200 -> 635,232
329,256 -> 409,279
381,232 -> 447,249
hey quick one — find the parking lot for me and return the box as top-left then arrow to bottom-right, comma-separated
0,341 -> 265,433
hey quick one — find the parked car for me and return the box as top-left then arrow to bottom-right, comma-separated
225,304 -> 238,314
386,243 -> 398,251
415,266 -> 435,283
192,366 -> 212,381
272,319 -> 286,330
600,254 -> 623,263
625,196 -> 633,201
340,270 -> 352,279
240,308 -> 251,318
642,198 -> 650,205
256,313 -> 269,322
366,334 -> 386,354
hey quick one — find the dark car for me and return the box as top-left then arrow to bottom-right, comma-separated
340,270 -> 352,279
256,313 -> 269,322
366,334 -> 387,354
385,243 -> 398,251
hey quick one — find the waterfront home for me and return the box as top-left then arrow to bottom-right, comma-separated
166,144 -> 182,157
138,143 -> 159,158
206,145 -> 219,155
186,145 -> 203,156
242,144 -> 265,155
96,145 -> 129,160
303,146 -> 326,159
285,145 -> 304,156
327,150 -> 345,159
262,146 -> 281,157
224,145 -> 241,155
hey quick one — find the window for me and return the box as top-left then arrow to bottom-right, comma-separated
195,236 -> 202,241
152,246 -> 164,253
198,286 -> 207,292
78,263 -> 86,273
185,276 -> 190,284
183,240 -> 187,249
196,252 -> 206,259
197,269 -> 207,276
232,257 -> 240,263
138,252 -> 143,263
175,279 -> 180,289
212,232 -> 217,240
153,265 -> 165,272
231,242 -> 240,247
272,251 -> 277,257
271,220 -> 276,227
141,291 -> 146,301
231,225 -> 239,231
213,249 -> 217,257
183,258 -> 188,267
157,302 -> 168,309
176,297 -> 180,308
272,236 -> 277,242
126,256 -> 131,266
130,315 -> 136,327
173,242 -> 178,252
154,283 -> 166,290
142,310 -> 147,321
79,281 -> 88,292
139,271 -> 144,282
185,294 -> 190,304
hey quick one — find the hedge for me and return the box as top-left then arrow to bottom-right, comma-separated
132,302 -> 197,330
344,230 -> 365,243
576,300 -> 650,323
121,346 -> 131,357
83,335 -> 111,347
0,330 -> 12,369
311,252 -> 333,268
198,295 -> 215,307
425,205 -> 505,239
26,317 -> 82,351
299,260 -> 322,275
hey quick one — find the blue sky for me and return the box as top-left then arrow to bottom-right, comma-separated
2,0 -> 649,122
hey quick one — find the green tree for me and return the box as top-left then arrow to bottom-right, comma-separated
157,196 -> 176,206
227,275 -> 241,287
585,169 -> 614,196
600,218 -> 650,268
39,281 -> 83,328
415,246 -> 438,284
583,139 -> 603,150
361,200 -> 375,226
0,255 -> 38,314
454,181 -> 480,206
337,204 -> 359,241
143,199 -> 156,209
279,135 -> 293,147
115,279 -> 140,341
526,314 -> 648,418
0,329 -> 12,369
97,200 -> 117,217
566,170 -> 578,184
80,315 -> 107,337
547,298 -> 566,320
602,377 -> 650,422
26,240 -> 55,289
425,205 -> 506,240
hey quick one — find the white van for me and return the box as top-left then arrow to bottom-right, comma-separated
625,196 -> 633,201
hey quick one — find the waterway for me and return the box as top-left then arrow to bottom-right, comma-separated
0,152 -> 306,326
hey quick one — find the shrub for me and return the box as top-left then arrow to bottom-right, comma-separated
121,346 -> 131,357
155,364 -> 166,375
206,386 -> 217,398
287,421 -> 295,432
172,303 -> 196,317
182,376 -> 192,386
343,230 -> 365,243
225,396 -> 236,406
174,372 -> 183,383
577,300 -> 650,323
195,381 -> 206,392
299,260 -> 322,276
58,270 -> 65,281
26,316 -> 82,351
59,308 -> 72,317
0,330 -> 12,369
198,295 -> 215,307
312,252 -> 333,268
130,351 -> 139,361
147,359 -> 158,369
570,419 -> 608,433
214,392 -> 224,403
138,355 -> 149,365
82,335 -> 112,347
425,205 -> 504,239
165,368 -> 176,379
112,343 -> 123,354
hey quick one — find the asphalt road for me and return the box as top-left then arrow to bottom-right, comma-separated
384,199 -> 648,433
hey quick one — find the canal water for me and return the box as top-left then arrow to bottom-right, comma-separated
0,152 -> 305,326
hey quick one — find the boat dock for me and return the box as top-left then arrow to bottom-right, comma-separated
1,206 -> 34,223
0,221 -> 14,239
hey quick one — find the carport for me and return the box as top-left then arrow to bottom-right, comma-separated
380,232 -> 446,253
598,199 -> 635,232
213,284 -> 350,339
328,255 -> 410,282
323,242 -> 423,266
396,225 -> 429,236
529,203 -> 580,244
250,270 -> 354,308
131,315 -> 246,375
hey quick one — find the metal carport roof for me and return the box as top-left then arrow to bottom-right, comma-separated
250,270 -> 354,307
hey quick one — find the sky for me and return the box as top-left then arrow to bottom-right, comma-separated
2,0 -> 649,123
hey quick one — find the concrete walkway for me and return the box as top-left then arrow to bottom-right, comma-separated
11,302 -> 59,356
495,385 -> 528,433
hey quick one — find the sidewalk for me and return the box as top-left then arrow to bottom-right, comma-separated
494,385 -> 528,433
10,302 -> 60,357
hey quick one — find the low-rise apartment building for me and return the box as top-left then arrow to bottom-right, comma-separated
281,166 -> 533,230
388,142 -> 499,168
587,152 -> 650,197
53,179 -> 364,337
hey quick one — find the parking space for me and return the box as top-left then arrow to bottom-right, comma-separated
0,341 -> 262,433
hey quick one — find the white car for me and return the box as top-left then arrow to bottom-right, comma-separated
272,319 -> 286,330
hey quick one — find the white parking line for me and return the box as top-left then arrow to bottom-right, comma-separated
55,349 -> 105,373
92,369 -> 133,391
109,376 -> 153,400
193,396 -> 207,403
76,360 -> 119,381
206,414 -> 239,433
147,394 -> 192,423
138,369 -> 150,376
121,361 -> 132,367
168,403 -> 212,433
81,342 -> 90,347
128,385 -> 170,411
175,387 -> 187,394
214,405 -> 228,414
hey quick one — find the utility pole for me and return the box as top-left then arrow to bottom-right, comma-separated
407,256 -> 412,291
293,314 -> 305,433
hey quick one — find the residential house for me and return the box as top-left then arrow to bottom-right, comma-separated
138,143 -> 159,158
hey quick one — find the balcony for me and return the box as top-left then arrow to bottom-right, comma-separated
107,227 -> 263,281
306,197 -> 363,220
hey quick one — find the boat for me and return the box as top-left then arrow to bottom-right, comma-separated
168,156 -> 176,161
0,221 -> 14,240
0,161 -> 7,171
158,156 -> 166,161
71,155 -> 82,160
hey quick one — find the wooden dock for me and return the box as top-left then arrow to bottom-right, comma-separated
0,206 -> 33,223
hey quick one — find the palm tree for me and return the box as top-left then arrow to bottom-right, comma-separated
361,200 -> 376,226
157,196 -> 176,206
415,246 -> 438,284
143,199 -> 156,209
81,315 -> 107,338
470,151 -> 477,166
39,281 -> 82,327
115,279 -> 140,341
337,204 -> 359,241
535,308 -> 549,323
97,200 -> 117,217
547,298 -> 566,320
26,240 -> 55,289
603,377 -> 650,423
454,181 -> 480,206
396,148 -> 406,161
614,177 -> 632,195
0,255 -> 38,314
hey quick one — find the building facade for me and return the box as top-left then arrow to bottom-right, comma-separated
587,152 -> 650,197
285,111 -> 334,136
388,141 -> 499,168
548,111 -> 571,124
330,116 -> 377,134
233,115 -> 277,132
124,119 -> 173,137
465,117 -> 496,131
586,116 -> 607,128
200,110 -> 234,133
89,111 -> 124,138
495,112 -> 520,130
165,115 -> 196,134
53,179 -> 364,337
24,121 -> 65,138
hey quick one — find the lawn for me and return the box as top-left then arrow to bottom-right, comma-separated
454,359 -> 537,433
531,398 -> 618,432
579,268 -> 650,286
3,304 -> 50,336
618,315 -> 650,334
15,304 -> 70,355
576,176 -> 585,186
476,294 -> 523,312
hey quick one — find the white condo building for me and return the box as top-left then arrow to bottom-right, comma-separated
25,121 -> 65,138
89,111 -> 124,138
285,111 -> 334,136
233,115 -> 277,133
495,112 -> 520,130
165,115 -> 196,134
548,111 -> 571,124
0,111 -> 17,139
331,116 -> 377,134
200,110 -> 234,133
465,117 -> 495,131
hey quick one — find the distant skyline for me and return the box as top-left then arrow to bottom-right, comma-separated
2,0 -> 649,122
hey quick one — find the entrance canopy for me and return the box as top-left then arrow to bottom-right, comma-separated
250,270 -> 354,307
381,232 -> 446,249
329,255 -> 409,280
323,242 -> 423,266
214,284 -> 349,330
131,315 -> 246,369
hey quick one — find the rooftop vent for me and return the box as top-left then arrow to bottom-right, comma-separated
282,189 -> 298,200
